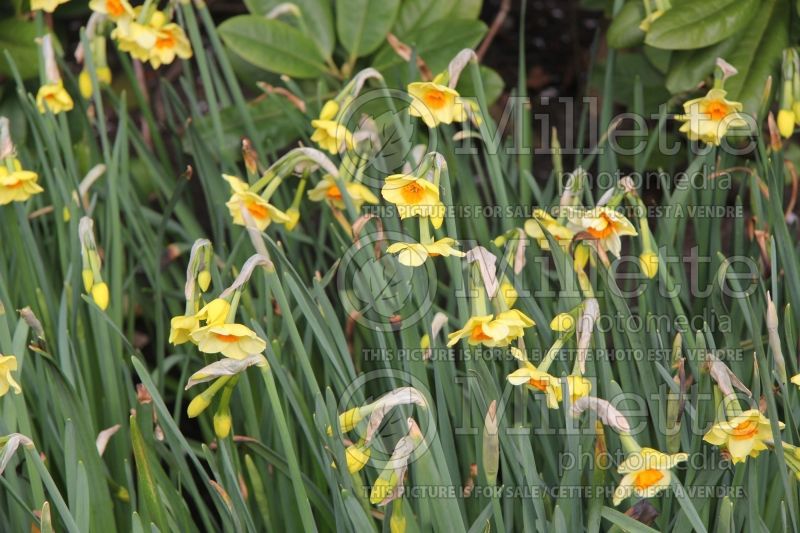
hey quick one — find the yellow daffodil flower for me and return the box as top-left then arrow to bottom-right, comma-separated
311,120 -> 354,154
190,323 -> 267,360
381,173 -> 445,228
196,298 -> 231,326
524,209 -> 574,250
612,448 -> 688,505
307,175 -> 379,210
149,23 -> 193,69
507,361 -> 562,408
447,310 -> 534,348
114,9 -> 191,68
676,88 -> 748,146
0,355 -> 21,397
169,315 -> 200,345
704,409 -> 783,464
386,238 -> 465,267
31,0 -> 69,12
407,81 -> 466,128
36,82 -> 74,115
564,375 -> 592,404
0,160 -> 43,204
223,174 -> 291,231
88,0 -> 133,20
570,206 -> 637,257
791,373 -> 800,387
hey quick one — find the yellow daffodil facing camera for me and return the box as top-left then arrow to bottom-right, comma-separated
0,355 -> 22,397
612,448 -> 688,506
36,82 -> 74,115
447,310 -> 534,348
570,206 -> 637,257
0,159 -> 43,205
704,409 -> 783,464
407,81 -> 467,128
31,0 -> 69,12
381,173 -> 445,229
676,88 -> 747,146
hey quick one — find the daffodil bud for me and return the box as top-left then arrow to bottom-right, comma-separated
214,409 -> 232,439
79,70 -> 93,100
198,270 -> 211,292
91,282 -> 109,310
97,66 -> 112,85
345,444 -> 371,473
338,407 -> 364,433
550,312 -> 575,332
187,394 -> 212,418
390,499 -> 407,533
62,206 -> 71,222
319,100 -> 339,121
82,269 -> 94,292
284,207 -> 300,231
778,109 -> 795,138
639,251 -> 659,279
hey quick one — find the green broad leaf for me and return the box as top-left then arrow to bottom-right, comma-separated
242,0 -> 335,59
336,0 -> 401,58
665,36 -> 738,94
645,0 -> 760,50
606,0 -> 646,49
0,18 -> 40,79
373,18 -> 488,74
187,96 -> 300,162
456,65 -> 505,105
217,15 -> 328,78
724,0 -> 789,115
392,0 -> 481,37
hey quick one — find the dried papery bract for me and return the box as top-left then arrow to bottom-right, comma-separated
219,254 -> 273,300
483,400 -> 499,485
570,396 -> 631,434
78,216 -> 109,309
0,433 -> 33,475
185,355 -> 267,390
185,239 -> 212,300
364,387 -> 427,445
446,49 -> 478,89
465,246 -> 499,298
575,298 -> 599,374
369,418 -> 421,506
